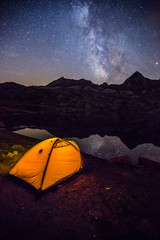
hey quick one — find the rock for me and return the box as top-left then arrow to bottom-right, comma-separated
100,82 -> 108,89
103,88 -> 117,94
111,155 -> 133,166
138,155 -> 160,168
120,90 -> 133,96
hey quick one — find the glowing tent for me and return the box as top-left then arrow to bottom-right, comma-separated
10,138 -> 83,191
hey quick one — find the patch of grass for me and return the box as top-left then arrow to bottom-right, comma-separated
0,144 -> 29,173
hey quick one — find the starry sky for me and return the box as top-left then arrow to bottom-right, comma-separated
0,0 -> 160,85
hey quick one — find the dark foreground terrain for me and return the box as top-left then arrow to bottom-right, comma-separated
0,129 -> 160,240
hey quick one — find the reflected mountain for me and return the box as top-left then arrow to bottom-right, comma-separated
13,128 -> 54,140
14,128 -> 160,164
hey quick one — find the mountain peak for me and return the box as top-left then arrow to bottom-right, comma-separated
46,77 -> 93,88
123,71 -> 145,85
121,71 -> 160,92
130,71 -> 144,79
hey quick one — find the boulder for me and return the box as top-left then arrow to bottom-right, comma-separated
138,155 -> 160,168
110,155 -> 133,166
103,88 -> 117,95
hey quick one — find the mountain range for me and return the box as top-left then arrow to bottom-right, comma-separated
0,72 -> 160,148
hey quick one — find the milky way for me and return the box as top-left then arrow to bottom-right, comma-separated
0,0 -> 160,85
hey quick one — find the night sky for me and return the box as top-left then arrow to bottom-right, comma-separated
0,0 -> 160,85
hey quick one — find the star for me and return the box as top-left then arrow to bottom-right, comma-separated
0,0 -> 159,85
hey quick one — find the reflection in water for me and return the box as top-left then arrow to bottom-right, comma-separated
13,128 -> 54,139
14,128 -> 160,164
73,135 -> 160,164
72,135 -> 130,160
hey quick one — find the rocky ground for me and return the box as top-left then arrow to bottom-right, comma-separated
0,128 -> 160,240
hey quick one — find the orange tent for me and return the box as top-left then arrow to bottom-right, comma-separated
10,138 -> 83,191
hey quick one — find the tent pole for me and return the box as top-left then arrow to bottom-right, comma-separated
40,138 -> 59,189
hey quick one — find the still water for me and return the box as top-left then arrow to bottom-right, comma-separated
13,128 -> 160,164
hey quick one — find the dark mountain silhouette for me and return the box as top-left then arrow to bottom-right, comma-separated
47,76 -> 94,88
0,72 -> 160,148
121,71 -> 160,92
108,71 -> 160,92
0,81 -> 26,93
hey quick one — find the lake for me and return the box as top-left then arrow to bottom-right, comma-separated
13,128 -> 160,164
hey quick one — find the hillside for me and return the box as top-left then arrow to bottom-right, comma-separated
0,72 -> 160,148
